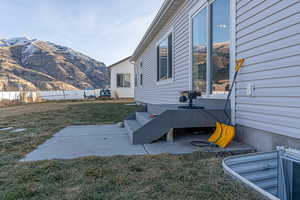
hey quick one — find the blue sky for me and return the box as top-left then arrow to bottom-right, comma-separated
0,0 -> 164,65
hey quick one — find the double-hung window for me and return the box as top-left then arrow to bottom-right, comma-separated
134,70 -> 137,87
140,61 -> 143,86
191,0 -> 230,96
117,73 -> 131,88
157,33 -> 173,81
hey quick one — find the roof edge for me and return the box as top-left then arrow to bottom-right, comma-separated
130,0 -> 175,62
108,56 -> 131,68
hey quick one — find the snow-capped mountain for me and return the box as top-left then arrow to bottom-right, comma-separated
0,37 -> 36,47
0,37 -> 109,91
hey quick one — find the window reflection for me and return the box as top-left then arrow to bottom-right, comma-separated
117,74 -> 131,88
159,38 -> 168,80
212,0 -> 230,94
192,9 -> 207,93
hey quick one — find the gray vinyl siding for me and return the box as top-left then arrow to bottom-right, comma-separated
235,0 -> 300,139
135,0 -> 202,104
134,0 -> 300,140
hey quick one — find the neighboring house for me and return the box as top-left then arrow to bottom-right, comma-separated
129,0 -> 300,151
109,57 -> 134,99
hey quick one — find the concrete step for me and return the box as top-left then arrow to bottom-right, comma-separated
135,112 -> 152,125
124,120 -> 141,144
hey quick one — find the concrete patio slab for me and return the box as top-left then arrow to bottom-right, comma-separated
190,135 -> 256,154
144,134 -> 200,155
21,125 -> 147,161
21,124 -> 255,162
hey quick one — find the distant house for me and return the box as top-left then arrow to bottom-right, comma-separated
126,0 -> 300,151
109,57 -> 134,99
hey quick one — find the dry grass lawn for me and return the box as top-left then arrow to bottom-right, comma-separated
0,100 -> 263,200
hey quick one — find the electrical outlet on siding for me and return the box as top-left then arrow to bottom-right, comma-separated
246,83 -> 255,97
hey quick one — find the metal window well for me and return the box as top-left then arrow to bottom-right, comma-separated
222,147 -> 300,200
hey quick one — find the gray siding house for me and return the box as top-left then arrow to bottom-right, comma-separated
130,0 -> 300,151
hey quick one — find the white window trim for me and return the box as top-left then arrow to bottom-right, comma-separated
188,0 -> 232,100
156,28 -> 174,85
156,78 -> 173,86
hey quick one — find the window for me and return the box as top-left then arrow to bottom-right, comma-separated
192,8 -> 207,93
191,0 -> 230,95
157,33 -> 173,81
140,61 -> 143,86
211,0 -> 230,94
117,74 -> 130,88
140,74 -> 143,85
134,72 -> 137,87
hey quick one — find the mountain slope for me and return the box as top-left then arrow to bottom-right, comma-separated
0,37 -> 109,91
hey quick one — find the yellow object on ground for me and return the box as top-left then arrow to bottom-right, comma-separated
208,58 -> 245,148
215,124 -> 235,148
208,122 -> 222,143
209,122 -> 235,148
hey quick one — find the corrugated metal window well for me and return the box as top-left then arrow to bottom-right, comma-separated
223,147 -> 300,200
